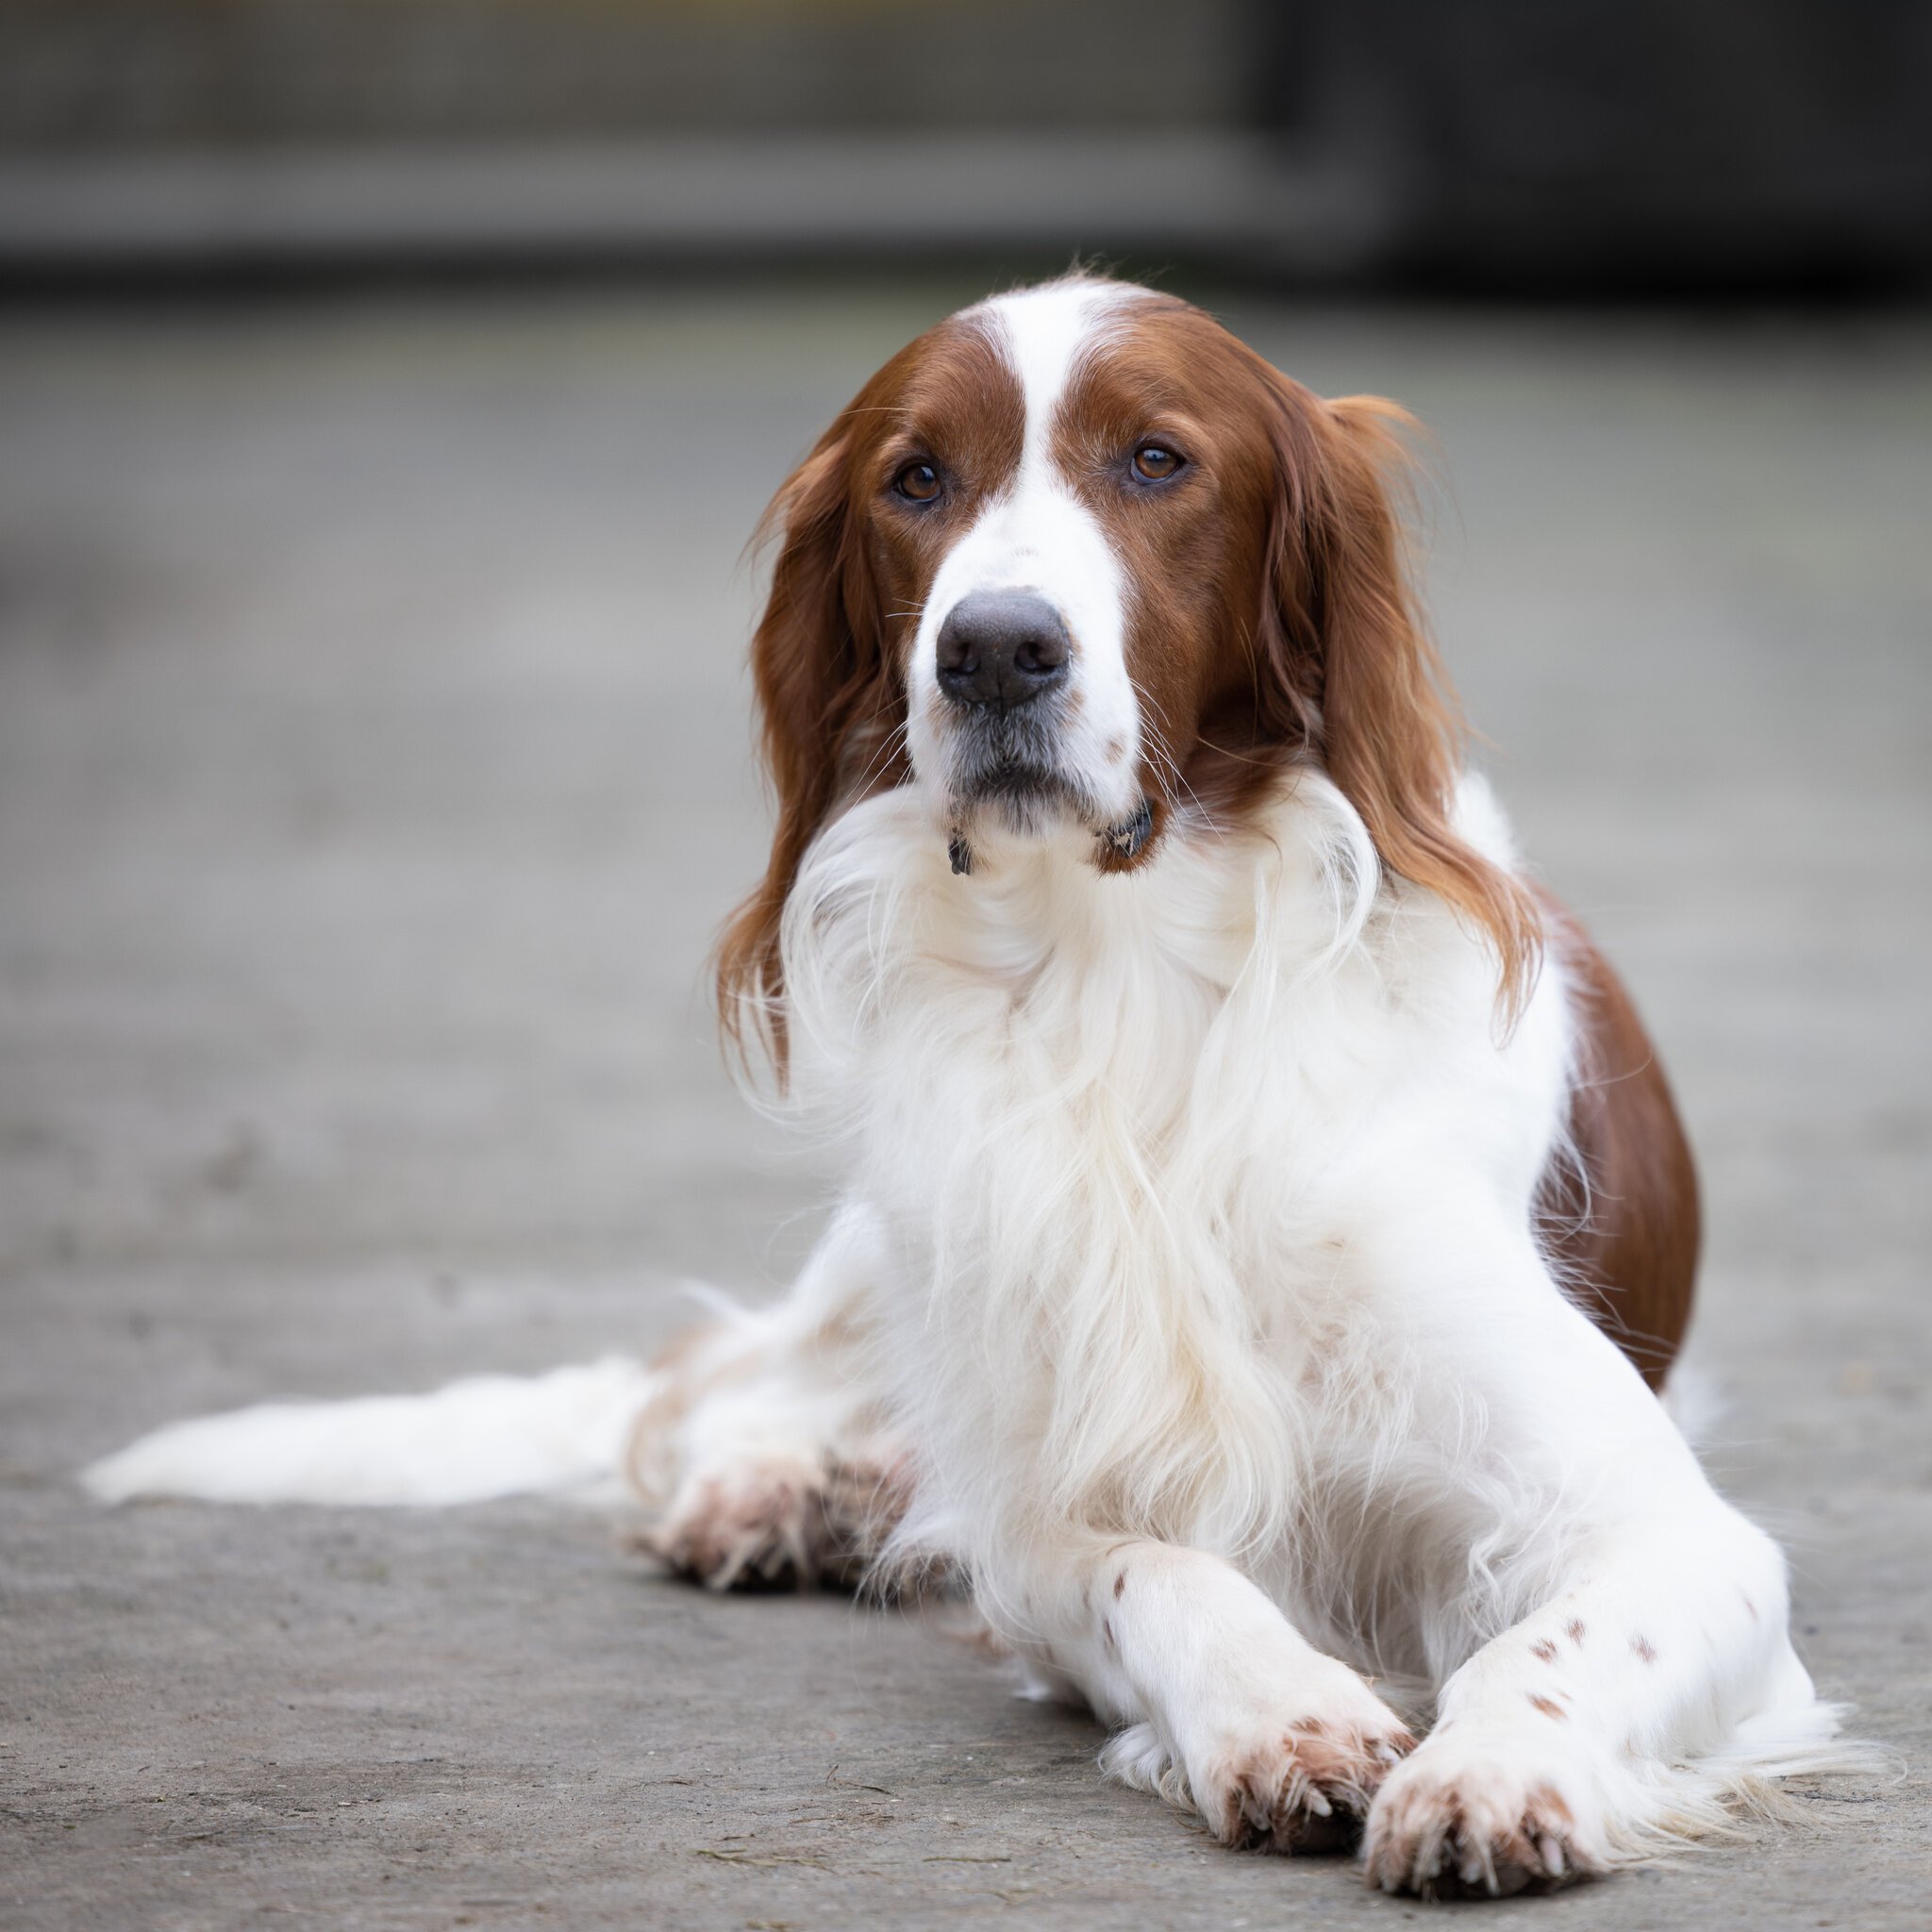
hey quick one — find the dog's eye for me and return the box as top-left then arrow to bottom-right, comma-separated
1132,444 -> 1184,482
894,461 -> 941,503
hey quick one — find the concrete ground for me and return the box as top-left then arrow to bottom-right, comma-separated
1,281 -> 1928,1930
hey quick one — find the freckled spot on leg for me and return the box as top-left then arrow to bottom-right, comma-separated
1113,1571 -> 1126,1600
1101,1617 -> 1115,1652
1565,1618 -> 1587,1646
1632,1635 -> 1657,1663
1527,1693 -> 1567,1721
1530,1639 -> 1557,1663
1740,1591 -> 1758,1621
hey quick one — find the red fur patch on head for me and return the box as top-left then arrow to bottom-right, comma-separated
1632,1635 -> 1657,1663
1527,1692 -> 1568,1721
1565,1618 -> 1587,1646
1530,1638 -> 1558,1663
722,277 -> 1543,1076
1046,292 -> 1541,1009
716,312 -> 1024,1073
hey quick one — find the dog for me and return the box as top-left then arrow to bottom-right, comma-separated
89,276 -> 1870,1899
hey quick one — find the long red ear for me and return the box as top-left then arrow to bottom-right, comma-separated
1264,385 -> 1541,1021
715,429 -> 903,1079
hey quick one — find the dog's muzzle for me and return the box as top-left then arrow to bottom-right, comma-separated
932,587 -> 1149,874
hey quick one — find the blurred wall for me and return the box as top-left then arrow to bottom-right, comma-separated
0,0 -> 1241,142
0,0 -> 1926,291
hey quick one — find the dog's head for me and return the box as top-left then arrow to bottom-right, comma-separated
720,277 -> 1536,1064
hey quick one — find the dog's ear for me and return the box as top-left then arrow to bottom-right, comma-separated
1260,383 -> 1541,1020
715,425 -> 902,1078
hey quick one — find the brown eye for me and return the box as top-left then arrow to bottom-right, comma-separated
1132,444 -> 1183,482
894,461 -> 941,503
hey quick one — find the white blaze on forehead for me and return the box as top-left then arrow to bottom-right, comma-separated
978,279 -> 1135,469
906,279 -> 1149,829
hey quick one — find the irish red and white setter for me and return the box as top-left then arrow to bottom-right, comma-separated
91,276 -> 1871,1898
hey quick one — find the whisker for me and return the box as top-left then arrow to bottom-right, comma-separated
850,717 -> 913,795
1130,684 -> 1217,831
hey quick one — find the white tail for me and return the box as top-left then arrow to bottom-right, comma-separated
81,1357 -> 655,1507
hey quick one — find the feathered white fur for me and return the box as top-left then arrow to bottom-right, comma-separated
714,756 -> 1874,1890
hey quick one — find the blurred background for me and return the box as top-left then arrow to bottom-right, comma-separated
3,6 -> 1929,1928
2,0 -> 1929,291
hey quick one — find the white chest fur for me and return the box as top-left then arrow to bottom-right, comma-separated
782,773 -> 1576,1604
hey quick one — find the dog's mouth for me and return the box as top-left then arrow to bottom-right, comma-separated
963,759 -> 1081,809
946,763 -> 1082,870
945,760 -> 1151,875
940,708 -> 1152,874
945,707 -> 1083,816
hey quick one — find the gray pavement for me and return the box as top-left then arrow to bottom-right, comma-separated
2,282 -> 1928,1928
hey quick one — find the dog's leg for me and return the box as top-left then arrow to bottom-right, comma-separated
1353,1207 -> 1854,1898
1003,1541 -> 1415,1852
1365,1502 -> 1817,1897
633,1201 -> 909,1591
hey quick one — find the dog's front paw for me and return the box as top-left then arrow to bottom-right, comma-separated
1202,1707 -> 1416,1853
1363,1732 -> 1607,1898
643,1457 -> 829,1591
1146,1657 -> 1415,1857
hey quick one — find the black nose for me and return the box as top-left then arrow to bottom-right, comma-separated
934,589 -> 1071,713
